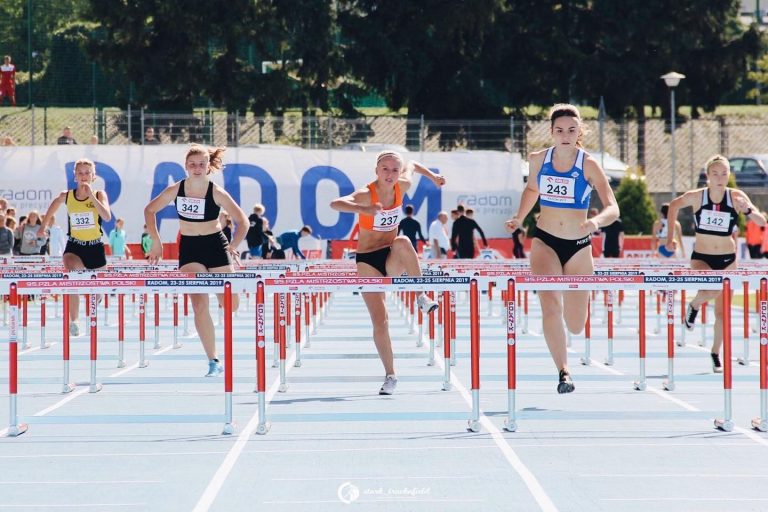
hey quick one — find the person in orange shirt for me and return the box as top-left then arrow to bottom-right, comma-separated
761,211 -> 768,258
745,216 -> 764,259
331,151 -> 445,395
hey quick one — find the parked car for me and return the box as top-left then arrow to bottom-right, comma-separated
696,155 -> 768,188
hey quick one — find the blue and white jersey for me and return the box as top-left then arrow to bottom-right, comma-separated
537,147 -> 593,210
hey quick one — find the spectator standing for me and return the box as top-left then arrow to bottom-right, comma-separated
601,218 -> 624,258
0,212 -> 13,255
246,203 -> 266,258
141,224 -> 153,258
18,210 -> 46,255
428,211 -> 450,259
397,204 -> 427,252
108,218 -> 131,258
276,226 -> 313,259
745,216 -> 764,259
143,127 -> 160,145
0,55 -> 16,106
451,204 -> 488,258
57,127 -> 77,145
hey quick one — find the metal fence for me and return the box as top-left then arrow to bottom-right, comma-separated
2,108 -> 767,193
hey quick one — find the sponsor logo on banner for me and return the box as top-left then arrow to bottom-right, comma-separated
9,306 -> 18,342
257,304 -> 265,338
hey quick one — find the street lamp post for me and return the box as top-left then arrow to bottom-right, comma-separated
661,71 -> 686,200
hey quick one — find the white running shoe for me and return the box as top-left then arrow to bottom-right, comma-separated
416,293 -> 438,315
379,374 -> 398,395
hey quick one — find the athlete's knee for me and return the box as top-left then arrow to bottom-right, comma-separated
392,236 -> 415,253
565,315 -> 586,335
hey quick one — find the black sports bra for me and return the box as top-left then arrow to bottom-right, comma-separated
174,180 -> 221,223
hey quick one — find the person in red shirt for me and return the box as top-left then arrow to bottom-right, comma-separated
0,56 -> 16,107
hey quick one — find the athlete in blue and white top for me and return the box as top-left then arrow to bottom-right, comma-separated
506,103 -> 619,394
537,146 -> 593,210
665,154 -> 765,373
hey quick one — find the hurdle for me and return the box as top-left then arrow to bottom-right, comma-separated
3,272 -> 254,437
499,273 -> 734,432
752,278 -> 768,432
254,275 -> 478,435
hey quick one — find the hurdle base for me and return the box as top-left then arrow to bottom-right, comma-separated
633,381 -> 647,391
278,383 -> 289,393
62,382 -> 76,394
89,383 -> 103,394
676,341 -> 685,348
662,380 -> 675,391
172,341 -> 183,349
255,422 -> 271,435
442,381 -> 452,391
39,342 -> 51,350
467,419 -> 481,433
427,358 -> 435,367
714,418 -> 734,432
116,359 -> 126,368
222,422 -> 236,435
751,418 -> 768,432
737,358 -> 749,366
580,357 -> 591,366
7,423 -> 28,437
604,357 -> 614,366
139,360 -> 149,368
503,419 -> 517,432
293,360 -> 302,368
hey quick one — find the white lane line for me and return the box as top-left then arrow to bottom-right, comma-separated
193,351 -> 297,512
272,475 -> 473,481
434,357 -> 558,512
0,504 -> 146,508
580,473 -> 768,478
572,347 -> 768,446
32,346 -> 174,417
602,498 -> 768,502
0,345 -> 176,436
20,342 -> 58,355
0,480 -> 162,484
263,498 -> 484,504
0,440 -> 761,459
685,342 -> 759,367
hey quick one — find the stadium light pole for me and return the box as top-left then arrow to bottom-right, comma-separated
661,71 -> 685,200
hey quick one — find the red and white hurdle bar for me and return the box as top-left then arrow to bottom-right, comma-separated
254,275 -> 476,435
498,273 -> 762,433
3,273 -> 259,437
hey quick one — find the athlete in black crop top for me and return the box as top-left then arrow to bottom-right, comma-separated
174,180 -> 221,222
666,154 -> 765,373
144,145 -> 249,377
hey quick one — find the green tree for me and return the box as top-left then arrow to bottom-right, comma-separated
338,0 -> 502,119
614,173 -> 656,235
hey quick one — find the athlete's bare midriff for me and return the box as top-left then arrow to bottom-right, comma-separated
535,206 -> 591,239
356,229 -> 398,254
